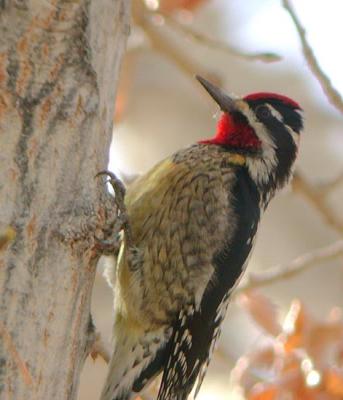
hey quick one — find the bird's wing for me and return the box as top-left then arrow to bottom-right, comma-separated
157,304 -> 208,400
156,282 -> 233,400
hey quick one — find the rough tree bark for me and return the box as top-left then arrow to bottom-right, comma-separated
0,1 -> 130,399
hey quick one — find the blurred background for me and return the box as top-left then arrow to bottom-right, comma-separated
79,1 -> 343,399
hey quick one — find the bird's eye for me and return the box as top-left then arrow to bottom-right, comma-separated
256,105 -> 271,119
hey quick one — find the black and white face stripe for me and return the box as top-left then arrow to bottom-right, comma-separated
248,97 -> 303,135
236,98 -> 303,195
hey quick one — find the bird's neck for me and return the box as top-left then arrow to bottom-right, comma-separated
245,148 -> 296,207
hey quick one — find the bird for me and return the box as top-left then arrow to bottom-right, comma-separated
99,75 -> 304,400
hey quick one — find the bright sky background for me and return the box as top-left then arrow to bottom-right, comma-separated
223,0 -> 343,95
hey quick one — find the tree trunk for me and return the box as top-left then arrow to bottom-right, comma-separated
0,1 -> 130,399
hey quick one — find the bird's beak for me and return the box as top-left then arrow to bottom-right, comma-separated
196,75 -> 237,112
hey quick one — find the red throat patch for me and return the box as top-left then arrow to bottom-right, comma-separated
199,113 -> 261,149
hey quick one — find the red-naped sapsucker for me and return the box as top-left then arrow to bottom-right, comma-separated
99,76 -> 304,400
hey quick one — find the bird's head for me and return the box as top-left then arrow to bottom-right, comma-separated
197,76 -> 304,193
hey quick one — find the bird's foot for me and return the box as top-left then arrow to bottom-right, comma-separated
95,170 -> 133,255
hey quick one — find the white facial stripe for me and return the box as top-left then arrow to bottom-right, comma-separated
285,125 -> 300,146
267,104 -> 299,145
238,104 -> 278,186
266,104 -> 283,121
294,109 -> 303,118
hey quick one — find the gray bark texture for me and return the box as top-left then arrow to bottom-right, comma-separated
0,1 -> 130,399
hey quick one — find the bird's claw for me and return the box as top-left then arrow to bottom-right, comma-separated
96,170 -> 133,250
94,232 -> 122,255
96,170 -> 126,209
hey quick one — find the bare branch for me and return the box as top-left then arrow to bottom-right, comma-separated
136,15 -> 206,80
162,14 -> 282,63
283,0 -> 343,113
293,173 -> 343,234
236,240 -> 343,294
318,171 -> 343,193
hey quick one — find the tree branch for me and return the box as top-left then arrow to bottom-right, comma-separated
136,14 -> 207,81
318,171 -> 343,193
162,14 -> 281,63
236,240 -> 343,294
283,0 -> 343,114
0,2 -> 129,399
292,173 -> 343,234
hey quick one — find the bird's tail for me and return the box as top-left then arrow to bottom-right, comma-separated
99,328 -> 167,400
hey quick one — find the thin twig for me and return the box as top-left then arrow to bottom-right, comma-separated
236,240 -> 343,294
293,173 -> 343,234
131,2 -> 218,85
318,171 -> 343,193
162,14 -> 282,63
283,0 -> 343,113
136,14 -> 205,80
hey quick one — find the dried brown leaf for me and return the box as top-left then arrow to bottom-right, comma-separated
236,300 -> 343,399
248,384 -> 278,400
324,368 -> 343,396
232,347 -> 275,390
239,290 -> 281,336
282,300 -> 309,353
310,323 -> 343,365
250,347 -> 276,369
